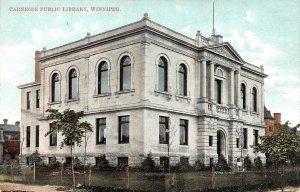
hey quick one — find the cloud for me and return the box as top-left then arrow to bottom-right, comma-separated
0,43 -> 35,84
243,11 -> 255,23
225,30 -> 284,66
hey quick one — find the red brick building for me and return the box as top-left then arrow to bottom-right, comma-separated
0,119 -> 20,163
264,107 -> 281,136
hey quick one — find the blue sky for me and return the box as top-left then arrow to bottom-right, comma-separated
0,0 -> 299,126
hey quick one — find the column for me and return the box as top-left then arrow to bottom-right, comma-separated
196,60 -> 201,99
261,83 -> 265,123
200,60 -> 207,100
229,69 -> 234,105
235,70 -> 240,107
209,62 -> 215,101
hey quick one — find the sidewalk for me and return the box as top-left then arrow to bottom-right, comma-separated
0,182 -> 70,192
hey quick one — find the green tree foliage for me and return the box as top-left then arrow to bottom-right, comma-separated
141,152 -> 156,172
253,121 -> 300,166
28,150 -> 43,166
254,156 -> 263,169
45,108 -> 93,191
215,154 -> 230,172
244,155 -> 252,170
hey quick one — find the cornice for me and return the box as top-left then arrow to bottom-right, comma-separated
17,81 -> 41,89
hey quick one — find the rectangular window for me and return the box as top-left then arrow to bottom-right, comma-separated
36,90 -> 40,108
180,119 -> 188,145
269,125 -> 273,132
160,157 -> 169,170
35,125 -> 39,147
96,118 -> 106,144
209,136 -> 213,146
117,157 -> 129,169
65,157 -> 72,166
26,126 -> 30,147
253,130 -> 259,146
236,138 -> 240,148
118,116 -> 129,144
180,157 -> 189,165
159,116 -> 169,144
243,128 -> 248,149
26,91 -> 31,109
215,79 -> 222,104
49,124 -> 57,146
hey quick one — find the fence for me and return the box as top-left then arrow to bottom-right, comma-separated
0,164 -> 300,191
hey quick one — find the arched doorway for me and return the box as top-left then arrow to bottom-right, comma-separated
217,130 -> 226,156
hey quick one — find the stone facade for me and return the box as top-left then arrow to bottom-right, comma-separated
18,14 -> 266,167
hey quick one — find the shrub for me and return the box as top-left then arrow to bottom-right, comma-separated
215,154 -> 231,172
0,162 -> 9,174
195,160 -> 207,171
12,160 -> 22,175
141,152 -> 156,172
173,157 -> 192,172
244,155 -> 252,170
0,161 -> 22,175
95,155 -> 112,170
254,156 -> 263,169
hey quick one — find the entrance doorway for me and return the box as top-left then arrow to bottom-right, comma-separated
217,130 -> 226,156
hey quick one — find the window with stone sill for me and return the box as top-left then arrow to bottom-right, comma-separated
215,79 -> 222,104
98,61 -> 109,94
243,128 -> 248,149
68,69 -> 78,100
96,118 -> 106,144
51,73 -> 60,102
158,57 -> 168,92
49,123 -> 57,147
252,87 -> 258,112
26,91 -> 31,110
120,56 -> 131,91
118,116 -> 129,144
178,64 -> 187,96
180,119 -> 188,145
240,83 -> 246,110
35,125 -> 39,147
26,126 -> 30,147
36,90 -> 40,108
159,116 -> 169,144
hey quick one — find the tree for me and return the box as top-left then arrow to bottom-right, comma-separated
243,155 -> 252,171
28,150 -> 43,166
253,121 -> 300,166
215,154 -> 230,172
45,108 -> 93,191
141,152 -> 155,172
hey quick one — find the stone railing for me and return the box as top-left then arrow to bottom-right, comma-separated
216,105 -> 229,114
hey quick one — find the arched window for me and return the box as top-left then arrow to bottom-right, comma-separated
240,83 -> 246,109
252,87 -> 257,112
178,64 -> 187,96
158,57 -> 168,92
98,61 -> 108,94
51,73 -> 60,102
120,56 -> 131,91
69,69 -> 78,99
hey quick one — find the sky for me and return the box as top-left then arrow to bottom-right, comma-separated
0,0 -> 299,126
